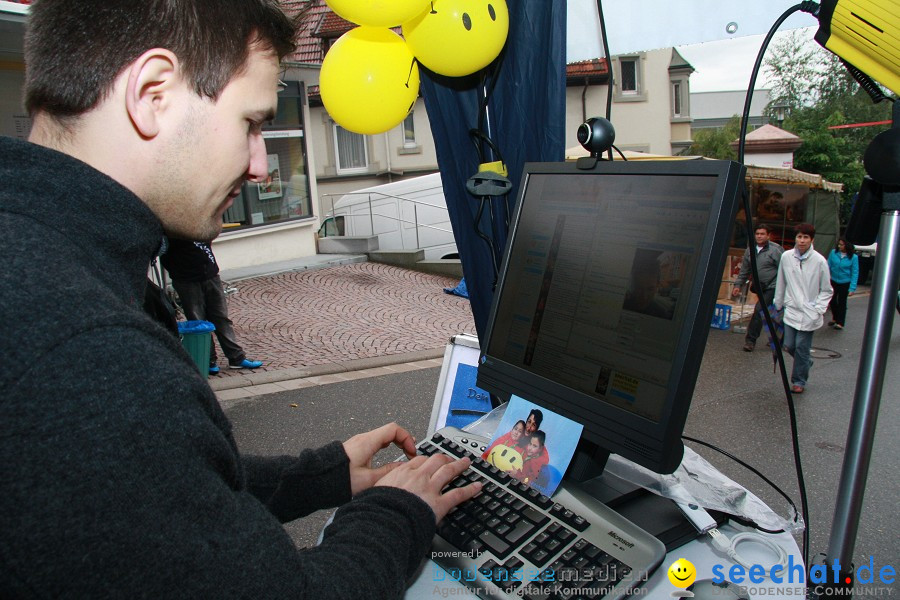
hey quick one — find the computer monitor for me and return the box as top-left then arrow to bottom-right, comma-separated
477,159 -> 744,480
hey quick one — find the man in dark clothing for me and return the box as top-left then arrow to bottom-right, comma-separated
731,224 -> 785,352
0,1 -> 479,597
161,238 -> 262,374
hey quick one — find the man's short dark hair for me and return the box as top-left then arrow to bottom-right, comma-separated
795,223 -> 816,238
25,0 -> 298,119
755,224 -> 772,234
527,409 -> 544,429
530,430 -> 546,448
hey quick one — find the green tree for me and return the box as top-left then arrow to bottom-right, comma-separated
763,29 -> 819,110
763,31 -> 894,221
687,116 -> 742,160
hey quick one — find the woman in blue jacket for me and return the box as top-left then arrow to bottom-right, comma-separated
827,237 -> 859,330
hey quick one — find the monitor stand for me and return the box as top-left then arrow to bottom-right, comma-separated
564,439 -> 719,552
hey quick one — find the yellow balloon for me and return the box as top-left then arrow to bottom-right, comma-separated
402,0 -> 509,77
325,0 -> 431,27
320,27 -> 420,135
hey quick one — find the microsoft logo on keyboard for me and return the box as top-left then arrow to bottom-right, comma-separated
607,531 -> 635,549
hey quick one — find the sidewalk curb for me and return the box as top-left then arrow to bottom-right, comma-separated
208,347 -> 446,391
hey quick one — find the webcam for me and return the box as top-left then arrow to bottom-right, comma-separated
577,117 -> 615,156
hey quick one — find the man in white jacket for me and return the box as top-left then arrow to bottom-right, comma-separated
774,223 -> 834,394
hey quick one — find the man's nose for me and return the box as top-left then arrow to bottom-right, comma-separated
246,133 -> 268,183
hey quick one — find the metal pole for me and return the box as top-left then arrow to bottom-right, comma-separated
825,210 -> 900,578
368,194 -> 374,236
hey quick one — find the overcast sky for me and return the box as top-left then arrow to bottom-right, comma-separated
677,27 -> 819,93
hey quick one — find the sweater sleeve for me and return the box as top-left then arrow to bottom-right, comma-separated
242,443 -> 352,523
2,326 -> 436,600
850,255 -> 859,292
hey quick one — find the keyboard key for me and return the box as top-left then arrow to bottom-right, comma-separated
503,519 -> 538,545
529,548 -> 551,567
571,515 -> 589,532
440,440 -> 467,457
556,527 -> 576,544
544,538 -> 562,555
478,559 -> 497,578
521,506 -> 549,526
534,493 -> 553,509
478,531 -> 512,559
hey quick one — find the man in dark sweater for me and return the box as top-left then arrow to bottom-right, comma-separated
0,1 -> 479,597
161,238 -> 263,374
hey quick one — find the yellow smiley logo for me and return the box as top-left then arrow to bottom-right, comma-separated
667,558 -> 697,588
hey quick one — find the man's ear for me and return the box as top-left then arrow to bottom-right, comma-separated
124,48 -> 181,139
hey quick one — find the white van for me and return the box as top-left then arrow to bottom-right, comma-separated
318,173 -> 459,260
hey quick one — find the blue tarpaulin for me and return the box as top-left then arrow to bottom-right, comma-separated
420,0 -> 566,341
443,277 -> 470,299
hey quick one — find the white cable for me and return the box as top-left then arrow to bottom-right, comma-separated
707,528 -> 789,571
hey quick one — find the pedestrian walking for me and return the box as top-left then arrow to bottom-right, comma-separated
774,223 -> 834,394
732,224 -> 784,352
827,237 -> 859,330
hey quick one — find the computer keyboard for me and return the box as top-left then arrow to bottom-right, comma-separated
420,427 -> 667,600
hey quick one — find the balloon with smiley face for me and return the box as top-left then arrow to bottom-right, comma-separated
325,0 -> 431,28
402,0 -> 509,77
320,27 -> 420,135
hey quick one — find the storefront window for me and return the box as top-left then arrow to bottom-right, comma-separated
732,182 -> 809,250
222,82 -> 312,229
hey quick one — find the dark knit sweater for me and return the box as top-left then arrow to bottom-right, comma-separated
0,136 -> 435,598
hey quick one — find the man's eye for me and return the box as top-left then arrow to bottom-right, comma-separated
248,120 -> 262,133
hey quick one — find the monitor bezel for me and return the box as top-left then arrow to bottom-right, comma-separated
476,159 -> 745,475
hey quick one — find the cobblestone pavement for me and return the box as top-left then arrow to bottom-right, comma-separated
212,262 -> 476,378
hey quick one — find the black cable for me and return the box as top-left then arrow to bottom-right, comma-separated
611,144 -> 628,161
683,435 -> 800,534
468,127 -> 509,265
735,1 -> 822,568
473,196 -> 500,278
595,0 -> 614,161
469,128 -> 506,166
478,54 -> 505,136
840,59 -> 894,105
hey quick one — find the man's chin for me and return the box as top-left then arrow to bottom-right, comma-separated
163,221 -> 222,243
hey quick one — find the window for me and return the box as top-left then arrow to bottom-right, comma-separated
223,130 -> 313,227
613,55 -> 646,103
334,125 -> 368,174
621,58 -> 638,94
403,112 -> 416,148
221,81 -> 313,230
672,82 -> 682,117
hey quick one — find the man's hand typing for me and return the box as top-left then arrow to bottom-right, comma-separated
375,454 -> 482,522
343,422 -> 419,496
343,422 -> 481,522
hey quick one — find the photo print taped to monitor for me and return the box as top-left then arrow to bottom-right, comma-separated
482,395 -> 583,497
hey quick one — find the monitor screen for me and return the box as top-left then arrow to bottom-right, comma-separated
477,159 -> 744,476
